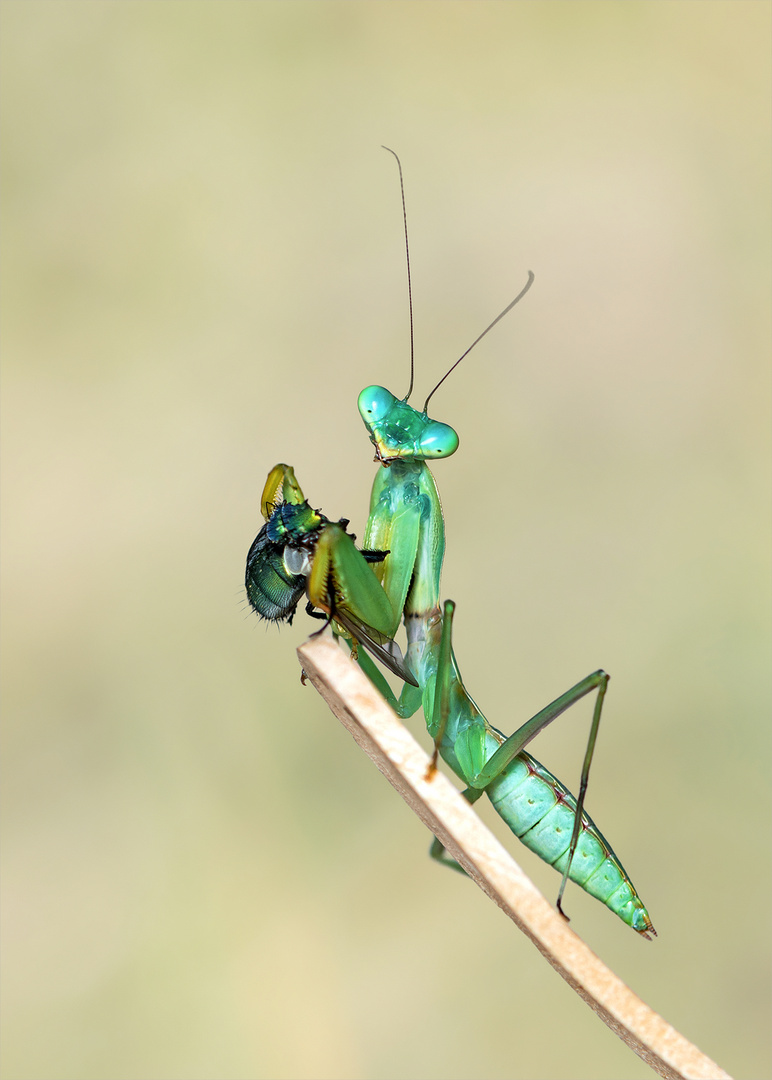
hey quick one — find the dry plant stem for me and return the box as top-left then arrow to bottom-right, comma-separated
298,635 -> 731,1080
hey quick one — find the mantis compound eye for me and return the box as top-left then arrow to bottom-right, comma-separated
418,421 -> 459,458
358,385 -> 396,424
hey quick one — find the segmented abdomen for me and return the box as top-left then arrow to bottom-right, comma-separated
487,750 -> 655,937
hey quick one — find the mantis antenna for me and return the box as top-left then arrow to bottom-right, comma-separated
423,270 -> 535,415
381,147 -> 534,416
381,146 -> 415,403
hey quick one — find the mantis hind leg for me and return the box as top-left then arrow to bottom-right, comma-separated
470,668 -> 609,920
429,599 -> 610,920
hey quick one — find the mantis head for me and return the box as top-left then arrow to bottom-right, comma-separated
358,385 -> 459,465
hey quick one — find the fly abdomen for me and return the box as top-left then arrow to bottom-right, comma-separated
245,525 -> 307,623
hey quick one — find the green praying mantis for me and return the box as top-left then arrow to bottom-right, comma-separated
245,152 -> 655,938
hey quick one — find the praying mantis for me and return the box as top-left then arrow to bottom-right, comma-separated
245,152 -> 655,938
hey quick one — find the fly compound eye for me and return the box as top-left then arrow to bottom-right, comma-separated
419,421 -> 459,458
283,546 -> 311,577
358,385 -> 396,424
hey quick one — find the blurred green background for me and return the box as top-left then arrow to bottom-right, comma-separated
2,3 -> 769,1078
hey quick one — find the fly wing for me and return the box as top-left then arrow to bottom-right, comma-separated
332,608 -> 419,687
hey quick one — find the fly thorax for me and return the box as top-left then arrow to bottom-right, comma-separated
266,501 -> 323,544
